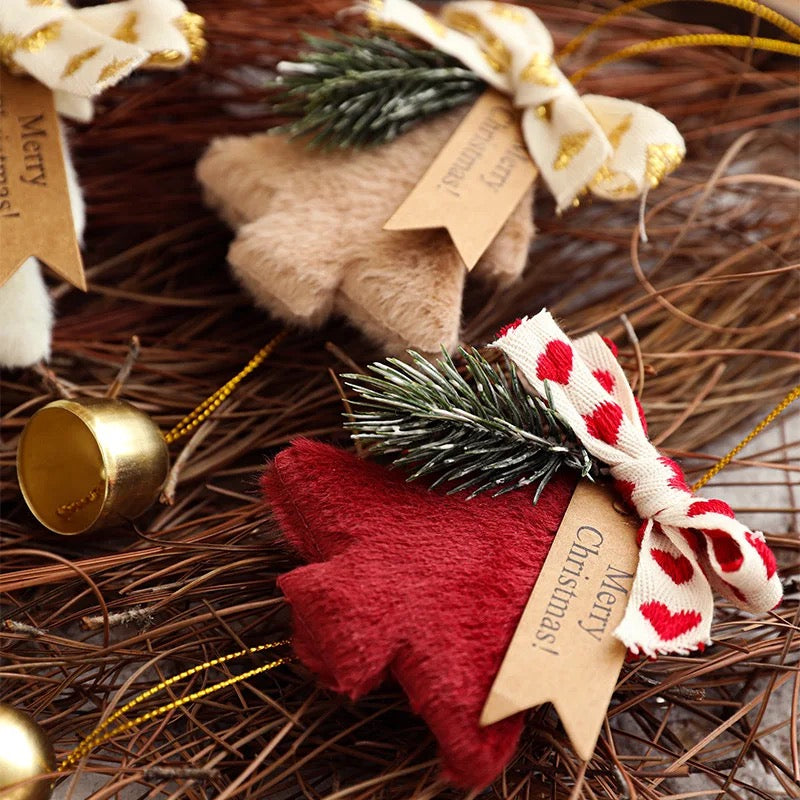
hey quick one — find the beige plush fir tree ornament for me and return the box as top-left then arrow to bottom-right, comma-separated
197,109 -> 534,354
197,0 -> 689,354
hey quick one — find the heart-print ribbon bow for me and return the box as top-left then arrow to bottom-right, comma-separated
0,0 -> 205,122
368,0 -> 685,211
492,311 -> 782,656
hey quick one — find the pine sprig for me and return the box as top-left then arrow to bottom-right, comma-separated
344,349 -> 600,502
270,35 -> 484,148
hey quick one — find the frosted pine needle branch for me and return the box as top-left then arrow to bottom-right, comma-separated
270,35 -> 484,148
344,349 -> 600,501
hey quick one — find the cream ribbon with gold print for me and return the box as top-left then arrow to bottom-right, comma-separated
0,0 -> 205,121
369,0 -> 685,210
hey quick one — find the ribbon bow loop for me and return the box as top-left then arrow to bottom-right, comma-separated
369,0 -> 685,210
0,0 -> 205,122
492,312 -> 782,657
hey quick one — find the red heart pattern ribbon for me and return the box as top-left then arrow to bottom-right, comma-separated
492,311 -> 782,656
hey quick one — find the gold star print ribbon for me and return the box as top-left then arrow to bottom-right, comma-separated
368,0 -> 685,210
0,0 -> 206,122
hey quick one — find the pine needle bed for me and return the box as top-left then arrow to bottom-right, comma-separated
1,2 -> 798,798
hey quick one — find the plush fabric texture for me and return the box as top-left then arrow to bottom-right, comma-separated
0,127 -> 85,369
264,439 -> 576,788
196,110 -> 535,354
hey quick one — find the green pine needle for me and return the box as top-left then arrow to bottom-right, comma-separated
269,35 -> 484,148
344,349 -> 600,502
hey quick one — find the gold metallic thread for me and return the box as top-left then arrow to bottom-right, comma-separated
569,35 -> 800,86
559,0 -> 800,60
59,641 -> 292,771
56,481 -> 102,519
693,386 -> 800,491
163,330 -> 287,444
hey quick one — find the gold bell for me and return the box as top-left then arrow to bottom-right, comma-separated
0,703 -> 55,800
17,398 -> 169,535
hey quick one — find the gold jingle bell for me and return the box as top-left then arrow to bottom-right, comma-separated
17,398 -> 169,535
0,704 -> 55,800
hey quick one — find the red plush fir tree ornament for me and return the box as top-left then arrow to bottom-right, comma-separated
265,313 -> 783,787
265,439 -> 576,788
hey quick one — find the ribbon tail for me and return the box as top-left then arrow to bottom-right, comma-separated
684,507 -> 784,613
54,91 -> 94,123
614,521 -> 713,657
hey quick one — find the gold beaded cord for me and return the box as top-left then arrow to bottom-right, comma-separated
59,641 -> 292,772
162,330 -> 288,445
1,1 -> 799,798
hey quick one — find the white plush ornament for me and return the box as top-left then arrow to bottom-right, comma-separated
0,0 -> 202,369
0,130 -> 85,369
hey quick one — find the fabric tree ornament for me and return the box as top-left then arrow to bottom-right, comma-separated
196,0 -> 687,354
0,0 -> 203,369
196,109 -> 534,354
266,312 -> 783,786
265,438 -> 576,788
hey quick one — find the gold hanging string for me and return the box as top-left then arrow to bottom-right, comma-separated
59,640 -> 292,771
692,385 -> 799,492
163,329 -> 288,444
558,0 -> 800,60
55,330 -> 287,519
56,484 -> 103,519
569,34 -> 800,85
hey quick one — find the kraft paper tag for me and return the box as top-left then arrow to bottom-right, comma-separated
384,91 -> 537,270
0,69 -> 85,290
481,480 -> 640,761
